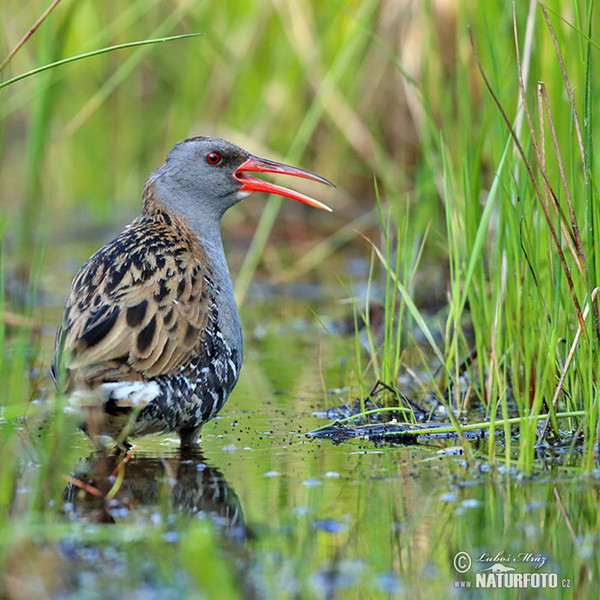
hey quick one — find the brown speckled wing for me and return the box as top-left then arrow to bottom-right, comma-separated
56,211 -> 215,390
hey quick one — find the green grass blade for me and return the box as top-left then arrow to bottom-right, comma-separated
0,34 -> 204,91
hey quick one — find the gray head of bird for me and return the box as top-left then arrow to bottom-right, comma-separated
147,136 -> 334,224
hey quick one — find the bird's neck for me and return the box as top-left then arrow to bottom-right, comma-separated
141,180 -> 243,356
142,178 -> 224,261
142,177 -> 223,237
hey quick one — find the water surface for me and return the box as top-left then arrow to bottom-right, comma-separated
5,238 -> 598,599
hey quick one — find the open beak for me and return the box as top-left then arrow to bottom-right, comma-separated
234,154 -> 334,212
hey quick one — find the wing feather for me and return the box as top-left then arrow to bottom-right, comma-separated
55,213 -> 214,390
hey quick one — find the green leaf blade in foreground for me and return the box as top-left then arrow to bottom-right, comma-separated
0,33 -> 204,91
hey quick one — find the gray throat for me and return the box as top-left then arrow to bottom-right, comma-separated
197,224 -> 244,360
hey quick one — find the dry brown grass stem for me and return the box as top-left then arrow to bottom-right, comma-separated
535,83 -> 582,277
539,3 -> 587,184
63,475 -> 102,497
538,2 -> 600,340
539,82 -> 586,274
536,81 -> 556,281
470,14 -> 587,334
512,8 -> 581,273
0,0 -> 63,72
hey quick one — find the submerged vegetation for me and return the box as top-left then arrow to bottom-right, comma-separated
1,0 -> 600,598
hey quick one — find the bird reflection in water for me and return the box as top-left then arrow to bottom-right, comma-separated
64,445 -> 249,543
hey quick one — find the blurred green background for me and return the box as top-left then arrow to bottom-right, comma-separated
0,0 -> 512,265
1,0 -> 590,288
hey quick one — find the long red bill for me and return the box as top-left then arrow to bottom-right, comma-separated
234,154 -> 334,212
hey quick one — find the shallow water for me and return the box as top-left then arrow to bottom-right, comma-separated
10,402 -> 600,598
4,238 -> 600,599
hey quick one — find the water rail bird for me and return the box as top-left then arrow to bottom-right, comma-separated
53,136 -> 333,444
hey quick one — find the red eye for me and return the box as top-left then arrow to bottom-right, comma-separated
207,152 -> 221,164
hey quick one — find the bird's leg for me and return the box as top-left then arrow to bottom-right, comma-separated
179,426 -> 202,446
